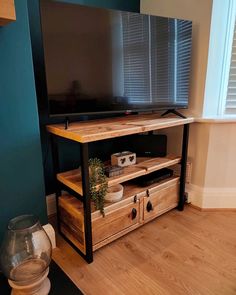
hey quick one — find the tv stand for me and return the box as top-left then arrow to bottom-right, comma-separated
47,113 -> 194,263
161,109 -> 186,119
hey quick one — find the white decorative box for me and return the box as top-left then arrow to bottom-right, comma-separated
111,151 -> 136,167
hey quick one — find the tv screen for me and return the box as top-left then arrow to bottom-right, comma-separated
40,0 -> 192,116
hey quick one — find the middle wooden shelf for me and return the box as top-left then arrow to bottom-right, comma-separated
57,154 -> 181,196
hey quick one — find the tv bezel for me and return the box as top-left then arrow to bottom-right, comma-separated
28,0 -> 190,119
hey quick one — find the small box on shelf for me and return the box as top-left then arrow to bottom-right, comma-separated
105,165 -> 124,178
111,151 -> 136,167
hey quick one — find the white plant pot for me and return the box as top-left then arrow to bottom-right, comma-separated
105,184 -> 124,203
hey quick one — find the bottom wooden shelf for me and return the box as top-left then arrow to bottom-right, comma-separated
58,176 -> 179,253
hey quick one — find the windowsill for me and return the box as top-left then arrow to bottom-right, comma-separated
195,116 -> 236,123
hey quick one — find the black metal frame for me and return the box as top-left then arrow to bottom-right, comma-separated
80,143 -> 93,263
161,109 -> 187,119
159,110 -> 189,209
50,135 -> 93,263
49,122 -> 190,264
50,135 -> 61,232
178,124 -> 190,210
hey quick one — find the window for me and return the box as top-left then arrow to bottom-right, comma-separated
212,0 -> 236,117
201,0 -> 236,118
121,12 -> 192,105
225,20 -> 236,114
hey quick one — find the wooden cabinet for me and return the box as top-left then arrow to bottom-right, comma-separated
0,0 -> 16,26
58,176 -> 179,253
59,192 -> 142,252
92,199 -> 141,246
47,113 -> 193,263
143,179 -> 179,223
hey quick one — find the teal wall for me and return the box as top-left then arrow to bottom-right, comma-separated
0,0 -> 47,240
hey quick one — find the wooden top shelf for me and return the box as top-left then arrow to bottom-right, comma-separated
47,114 -> 194,143
57,155 -> 181,196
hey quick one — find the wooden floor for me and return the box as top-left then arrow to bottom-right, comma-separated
52,206 -> 236,295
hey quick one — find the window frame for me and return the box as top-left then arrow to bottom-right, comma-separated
202,0 -> 236,118
218,0 -> 236,116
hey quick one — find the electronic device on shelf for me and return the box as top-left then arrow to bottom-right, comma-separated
133,168 -> 173,187
112,134 -> 167,157
31,1 -> 192,117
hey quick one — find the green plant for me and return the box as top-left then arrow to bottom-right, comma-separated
89,158 -> 108,217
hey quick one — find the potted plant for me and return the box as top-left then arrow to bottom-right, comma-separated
89,158 -> 108,217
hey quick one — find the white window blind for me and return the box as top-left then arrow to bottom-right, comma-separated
121,12 -> 192,105
225,22 -> 236,114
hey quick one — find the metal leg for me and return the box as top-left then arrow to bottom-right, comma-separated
178,124 -> 189,211
80,143 -> 93,263
50,135 -> 61,229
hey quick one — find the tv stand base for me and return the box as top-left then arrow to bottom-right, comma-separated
161,109 -> 186,119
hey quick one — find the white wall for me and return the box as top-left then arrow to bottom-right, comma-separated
187,121 -> 236,208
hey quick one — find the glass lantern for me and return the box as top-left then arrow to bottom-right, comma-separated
0,215 -> 52,292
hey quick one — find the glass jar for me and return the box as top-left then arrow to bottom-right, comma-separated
0,215 -> 52,283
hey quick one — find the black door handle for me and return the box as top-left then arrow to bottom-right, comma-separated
146,201 -> 153,212
131,208 -> 137,220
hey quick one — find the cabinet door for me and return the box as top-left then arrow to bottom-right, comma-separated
92,201 -> 140,246
144,182 -> 179,222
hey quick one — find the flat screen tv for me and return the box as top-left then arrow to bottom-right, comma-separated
39,0 -> 192,117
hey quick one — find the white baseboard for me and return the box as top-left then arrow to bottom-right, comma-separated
187,183 -> 236,208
